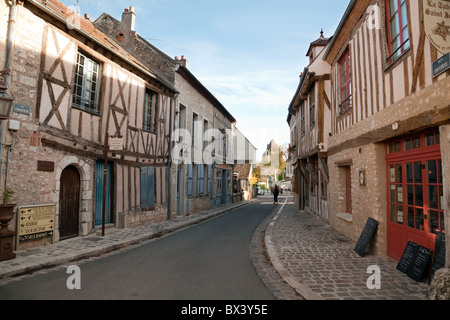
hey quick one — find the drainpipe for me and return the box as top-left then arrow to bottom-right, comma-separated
167,94 -> 178,220
1,0 -> 18,187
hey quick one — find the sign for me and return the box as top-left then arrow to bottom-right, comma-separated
432,52 -> 450,77
396,241 -> 432,282
431,233 -> 446,281
13,103 -> 31,115
396,241 -> 419,274
109,137 -> 124,151
354,218 -> 378,257
424,0 -> 450,54
37,160 -> 55,172
17,205 -> 56,243
407,246 -> 432,282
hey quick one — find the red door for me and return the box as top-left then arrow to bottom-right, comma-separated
386,129 -> 444,261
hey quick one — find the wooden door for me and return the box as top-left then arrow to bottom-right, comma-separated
59,166 -> 80,240
95,160 -> 113,226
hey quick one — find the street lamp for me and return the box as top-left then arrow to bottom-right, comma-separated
0,83 -> 13,119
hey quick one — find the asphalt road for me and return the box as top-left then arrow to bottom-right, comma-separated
0,198 -> 277,300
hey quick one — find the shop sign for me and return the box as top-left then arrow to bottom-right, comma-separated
424,0 -> 450,54
17,204 -> 56,244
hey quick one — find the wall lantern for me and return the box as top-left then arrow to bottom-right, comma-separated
0,83 -> 14,120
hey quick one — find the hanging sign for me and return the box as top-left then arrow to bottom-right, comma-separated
109,137 -> 124,151
424,0 -> 450,54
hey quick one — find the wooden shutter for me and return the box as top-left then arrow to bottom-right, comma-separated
187,164 -> 193,197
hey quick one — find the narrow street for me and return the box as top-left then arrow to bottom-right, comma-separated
0,198 -> 279,300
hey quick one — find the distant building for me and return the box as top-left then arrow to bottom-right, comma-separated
288,31 -> 332,220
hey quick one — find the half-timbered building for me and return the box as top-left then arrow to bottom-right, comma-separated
94,7 -> 241,217
323,0 -> 449,266
1,0 -> 177,249
288,32 -> 332,220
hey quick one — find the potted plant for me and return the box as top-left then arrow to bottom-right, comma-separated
0,186 -> 16,236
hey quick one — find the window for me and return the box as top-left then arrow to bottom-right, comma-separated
345,166 -> 352,214
143,89 -> 157,132
386,0 -> 410,64
309,87 -> 315,128
300,102 -> 305,136
73,51 -> 101,114
140,166 -> 155,209
339,50 -> 352,115
192,113 -> 199,146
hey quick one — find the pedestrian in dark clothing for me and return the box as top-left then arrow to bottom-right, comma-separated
273,185 -> 279,204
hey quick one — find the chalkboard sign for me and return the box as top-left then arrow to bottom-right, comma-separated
354,218 -> 378,257
397,241 -> 419,274
407,246 -> 432,282
431,233 -> 446,282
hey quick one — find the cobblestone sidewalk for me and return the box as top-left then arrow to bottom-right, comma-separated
265,197 -> 430,300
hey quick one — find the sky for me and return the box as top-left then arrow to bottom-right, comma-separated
60,0 -> 350,161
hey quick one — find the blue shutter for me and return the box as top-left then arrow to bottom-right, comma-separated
140,167 -> 149,208
208,165 -> 212,194
187,164 -> 193,197
141,166 -> 155,208
148,166 -> 155,207
198,165 -> 204,195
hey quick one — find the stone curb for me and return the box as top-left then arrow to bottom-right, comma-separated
264,198 -> 323,300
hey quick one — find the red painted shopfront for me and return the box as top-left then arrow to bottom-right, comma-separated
386,128 -> 445,261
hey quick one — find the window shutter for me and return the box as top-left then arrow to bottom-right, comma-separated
207,165 -> 212,194
148,166 -> 155,207
187,164 -> 193,197
198,165 -> 204,195
140,166 -> 149,208
141,166 -> 155,208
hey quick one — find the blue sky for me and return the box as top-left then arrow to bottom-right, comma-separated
61,0 -> 350,160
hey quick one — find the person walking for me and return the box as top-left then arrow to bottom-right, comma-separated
273,185 -> 279,204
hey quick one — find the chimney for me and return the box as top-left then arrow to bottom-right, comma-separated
122,6 -> 136,31
175,55 -> 188,68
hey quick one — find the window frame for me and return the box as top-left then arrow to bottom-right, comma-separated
385,0 -> 410,65
309,87 -> 316,129
339,49 -> 352,115
345,166 -> 352,214
143,88 -> 157,133
72,51 -> 101,114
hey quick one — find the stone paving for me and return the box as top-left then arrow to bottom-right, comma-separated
264,196 -> 430,300
0,195 -> 432,300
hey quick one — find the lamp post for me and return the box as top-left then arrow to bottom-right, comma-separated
0,75 -> 15,261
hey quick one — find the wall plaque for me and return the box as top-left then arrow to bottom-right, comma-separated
37,160 -> 55,172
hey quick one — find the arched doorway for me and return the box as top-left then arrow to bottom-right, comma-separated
59,166 -> 81,240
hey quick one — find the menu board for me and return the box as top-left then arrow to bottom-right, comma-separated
431,233 -> 446,282
396,241 -> 432,282
396,241 -> 419,274
354,218 -> 378,257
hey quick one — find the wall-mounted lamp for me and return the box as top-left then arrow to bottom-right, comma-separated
0,83 -> 13,120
